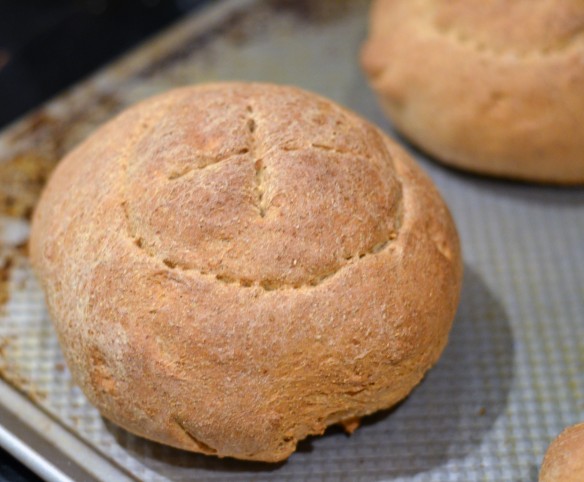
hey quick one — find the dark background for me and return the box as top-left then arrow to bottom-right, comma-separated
0,0 -> 204,479
0,0 -> 207,129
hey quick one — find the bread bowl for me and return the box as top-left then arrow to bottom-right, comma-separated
362,0 -> 584,183
30,82 -> 462,461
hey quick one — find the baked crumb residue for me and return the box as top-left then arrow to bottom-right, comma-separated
0,153 -> 55,219
0,336 -> 47,402
0,89 -> 124,219
0,257 -> 11,308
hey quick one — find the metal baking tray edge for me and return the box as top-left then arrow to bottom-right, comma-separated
0,1 -> 257,480
0,379 -> 133,481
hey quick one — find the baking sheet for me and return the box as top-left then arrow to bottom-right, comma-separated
0,0 -> 583,480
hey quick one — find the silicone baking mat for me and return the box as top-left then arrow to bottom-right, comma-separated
0,0 -> 583,480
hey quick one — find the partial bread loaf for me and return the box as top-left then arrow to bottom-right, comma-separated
540,422 -> 584,482
30,83 -> 462,462
361,0 -> 584,184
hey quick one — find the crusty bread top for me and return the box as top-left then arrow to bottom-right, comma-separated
431,0 -> 584,54
30,83 -> 462,461
368,0 -> 584,56
123,83 -> 403,289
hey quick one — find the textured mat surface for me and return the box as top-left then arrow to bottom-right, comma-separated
0,1 -> 582,480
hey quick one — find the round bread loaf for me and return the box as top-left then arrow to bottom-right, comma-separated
361,0 -> 584,184
30,83 -> 462,462
540,422 -> 584,482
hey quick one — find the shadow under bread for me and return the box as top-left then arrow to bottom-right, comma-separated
394,129 -> 584,208
105,265 -> 514,479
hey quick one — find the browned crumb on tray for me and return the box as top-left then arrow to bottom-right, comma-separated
0,257 -> 11,308
0,110 -> 71,220
0,336 -> 47,402
0,336 -> 11,359
0,90 -> 124,220
0,246 -> 29,309
0,366 -> 47,402
340,417 -> 361,434
0,153 -> 56,219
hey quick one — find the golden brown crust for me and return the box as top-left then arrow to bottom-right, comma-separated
361,0 -> 584,184
540,422 -> 584,482
30,83 -> 462,461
